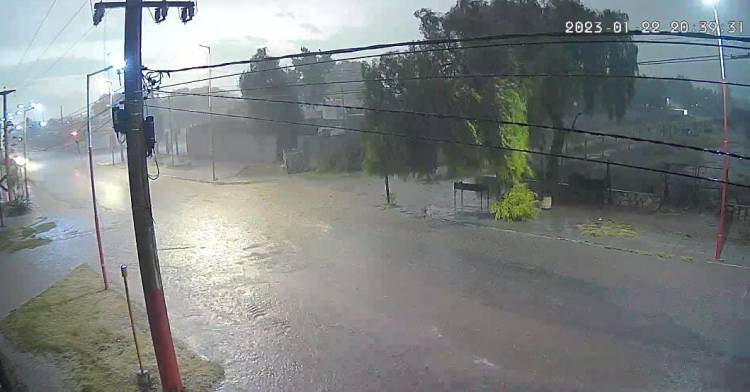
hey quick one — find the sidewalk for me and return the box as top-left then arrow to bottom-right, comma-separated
270,172 -> 750,268
381,176 -> 750,268
97,152 -> 284,185
96,152 -> 750,268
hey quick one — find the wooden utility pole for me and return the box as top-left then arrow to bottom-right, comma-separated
93,1 -> 195,390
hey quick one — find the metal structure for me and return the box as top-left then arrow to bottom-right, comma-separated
87,65 -> 116,290
120,264 -> 151,389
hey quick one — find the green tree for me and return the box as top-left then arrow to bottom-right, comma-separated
441,0 -> 639,186
361,4 -> 537,194
291,47 -> 335,105
240,48 -> 305,159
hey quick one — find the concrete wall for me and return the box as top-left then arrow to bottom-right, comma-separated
187,119 -> 277,163
298,133 -> 361,171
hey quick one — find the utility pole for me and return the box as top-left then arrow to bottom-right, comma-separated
93,1 -> 195,390
169,95 -> 180,157
167,94 -> 176,166
199,44 -> 216,181
707,3 -> 730,260
1,89 -> 16,204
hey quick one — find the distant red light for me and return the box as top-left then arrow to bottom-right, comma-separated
70,131 -> 79,137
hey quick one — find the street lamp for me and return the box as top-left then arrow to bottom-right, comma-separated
30,102 -> 45,125
85,60 -> 125,290
16,103 -> 35,201
200,44 -> 216,181
702,0 -> 731,259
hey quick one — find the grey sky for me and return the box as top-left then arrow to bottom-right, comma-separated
2,0 -> 748,120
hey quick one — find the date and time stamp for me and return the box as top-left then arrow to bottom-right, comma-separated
564,19 -> 745,35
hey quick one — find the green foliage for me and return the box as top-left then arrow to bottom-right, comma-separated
292,47 -> 335,105
361,0 -> 635,185
318,149 -> 362,173
0,220 -> 54,253
490,183 -> 539,222
240,48 -> 305,158
496,83 -> 533,183
578,219 -> 639,239
440,0 -> 638,184
6,198 -> 31,217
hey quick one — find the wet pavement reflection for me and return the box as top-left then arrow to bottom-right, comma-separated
1,150 -> 749,391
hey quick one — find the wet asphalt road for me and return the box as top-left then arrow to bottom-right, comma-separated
1,150 -> 750,391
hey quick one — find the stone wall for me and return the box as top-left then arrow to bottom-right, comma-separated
731,204 -> 750,222
611,189 -> 662,211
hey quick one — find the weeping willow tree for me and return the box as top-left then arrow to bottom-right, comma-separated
464,81 -> 533,184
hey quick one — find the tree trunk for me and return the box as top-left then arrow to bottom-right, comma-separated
384,174 -> 391,205
545,114 -> 566,189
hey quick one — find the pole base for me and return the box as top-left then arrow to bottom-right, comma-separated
137,370 -> 151,391
715,232 -> 725,261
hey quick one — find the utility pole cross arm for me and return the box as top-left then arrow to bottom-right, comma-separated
94,1 -> 196,25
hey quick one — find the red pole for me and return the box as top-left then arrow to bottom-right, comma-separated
712,6 -> 730,261
88,145 -> 109,289
715,80 -> 730,260
87,75 -> 110,290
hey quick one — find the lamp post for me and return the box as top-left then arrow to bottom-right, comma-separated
86,61 -> 124,289
16,104 -> 35,201
703,0 -> 731,259
199,44 -> 216,181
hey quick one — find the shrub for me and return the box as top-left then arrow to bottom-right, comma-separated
490,183 -> 539,222
6,198 -> 31,217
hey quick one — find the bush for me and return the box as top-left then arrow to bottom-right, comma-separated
6,198 -> 31,217
490,183 -> 539,222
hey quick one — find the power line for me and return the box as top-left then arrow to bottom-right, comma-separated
22,26 -> 96,89
639,53 -> 750,66
639,54 -> 716,65
20,0 -> 91,86
158,71 -> 750,97
144,104 -> 750,190
64,86 -> 123,119
155,38 -> 750,90
156,90 -> 750,161
147,30 -> 750,74
15,0 -> 59,68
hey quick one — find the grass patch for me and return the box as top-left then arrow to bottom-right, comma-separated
0,266 -> 224,391
0,221 -> 55,253
578,219 -> 639,239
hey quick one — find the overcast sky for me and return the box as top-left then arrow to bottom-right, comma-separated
2,0 -> 748,121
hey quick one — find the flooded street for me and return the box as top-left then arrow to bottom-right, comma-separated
2,150 -> 749,391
